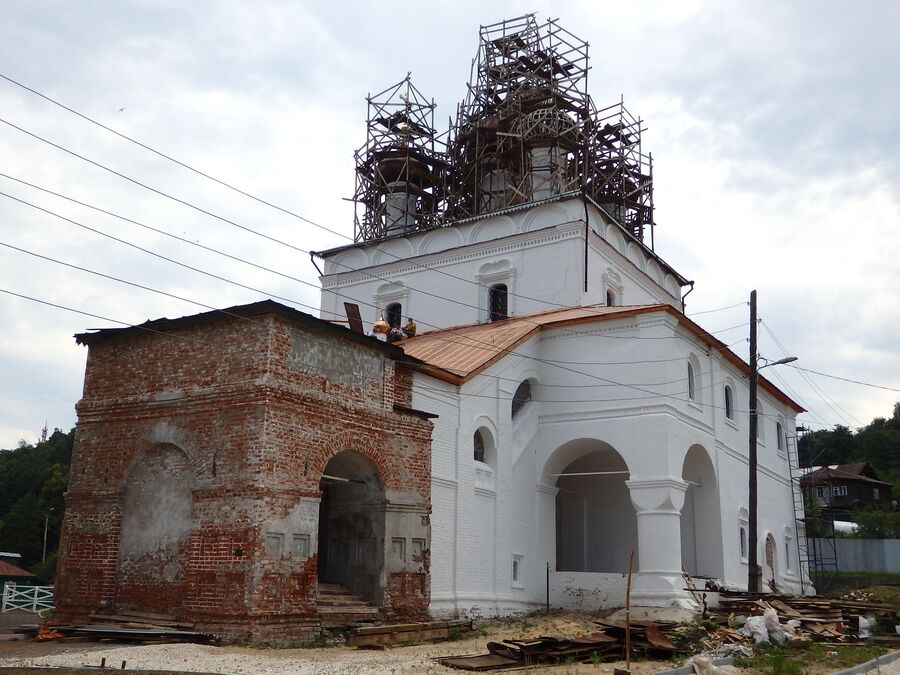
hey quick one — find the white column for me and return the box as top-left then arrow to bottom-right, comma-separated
626,478 -> 697,608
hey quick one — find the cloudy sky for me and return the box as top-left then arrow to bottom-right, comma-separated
1,0 -> 898,448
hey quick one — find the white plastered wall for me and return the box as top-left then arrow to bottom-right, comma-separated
318,200 -> 683,334
413,310 -> 804,618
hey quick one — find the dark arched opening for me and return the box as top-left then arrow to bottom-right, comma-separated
317,450 -> 385,604
385,302 -> 402,329
550,439 -> 636,573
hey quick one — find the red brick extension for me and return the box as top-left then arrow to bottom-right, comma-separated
54,302 -> 434,644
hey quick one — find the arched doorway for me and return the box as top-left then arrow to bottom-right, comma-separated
680,445 -> 724,580
116,443 -> 194,614
549,439 -> 636,573
317,450 -> 385,604
763,533 -> 777,591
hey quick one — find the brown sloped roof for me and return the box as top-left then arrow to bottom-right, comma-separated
837,462 -> 868,476
402,304 -> 638,380
801,465 -> 892,487
0,559 -> 36,577
400,302 -> 804,413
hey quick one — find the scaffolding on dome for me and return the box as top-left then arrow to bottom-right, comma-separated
445,14 -> 656,246
351,75 -> 448,243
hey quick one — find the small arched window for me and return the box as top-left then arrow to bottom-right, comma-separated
606,290 -> 616,306
739,526 -> 747,559
489,283 -> 508,322
687,362 -> 696,401
776,422 -> 784,451
724,385 -> 734,419
385,302 -> 402,329
473,429 -> 486,463
511,380 -> 532,418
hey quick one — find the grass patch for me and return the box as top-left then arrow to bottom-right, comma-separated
736,643 -> 887,674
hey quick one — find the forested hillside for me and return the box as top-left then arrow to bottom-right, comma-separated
799,403 -> 900,492
0,428 -> 73,581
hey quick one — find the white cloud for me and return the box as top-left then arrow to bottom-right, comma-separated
1,0 -> 899,447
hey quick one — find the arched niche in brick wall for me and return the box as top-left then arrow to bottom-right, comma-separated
115,443 -> 194,615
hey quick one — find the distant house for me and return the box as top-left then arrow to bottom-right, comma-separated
0,553 -> 37,595
800,462 -> 893,515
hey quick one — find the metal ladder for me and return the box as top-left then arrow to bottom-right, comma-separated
786,433 -> 838,593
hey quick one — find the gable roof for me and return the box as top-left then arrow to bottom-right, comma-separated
400,302 -> 804,413
800,463 -> 892,487
0,559 -> 35,578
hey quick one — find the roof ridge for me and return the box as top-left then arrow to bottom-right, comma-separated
409,302 -> 666,338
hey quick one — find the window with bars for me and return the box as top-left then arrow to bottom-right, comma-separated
489,283 -> 508,322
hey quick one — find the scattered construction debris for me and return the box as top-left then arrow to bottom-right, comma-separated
709,590 -> 900,648
439,588 -> 900,672
347,618 -> 474,647
438,619 -> 678,671
15,610 -> 216,645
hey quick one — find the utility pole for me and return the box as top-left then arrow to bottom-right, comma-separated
42,508 -> 54,564
748,290 -> 761,593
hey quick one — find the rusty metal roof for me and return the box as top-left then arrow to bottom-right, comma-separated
401,304 -> 668,382
400,302 -> 805,414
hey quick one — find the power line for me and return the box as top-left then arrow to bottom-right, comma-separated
788,366 -> 900,395
0,179 -> 747,345
2,238 -> 745,394
0,187 -> 754,397
0,166 -> 707,339
1,281 -> 792,420
0,241 -> 267,328
687,302 -> 747,317
760,319 -> 863,427
0,189 -> 332,316
0,73 -> 698,313
0,72 -> 349,238
0,116 -> 655,318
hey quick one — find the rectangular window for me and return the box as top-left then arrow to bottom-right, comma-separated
815,486 -> 826,499
874,488 -> 880,500
832,485 -> 847,497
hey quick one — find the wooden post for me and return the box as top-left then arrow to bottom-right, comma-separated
625,550 -> 634,671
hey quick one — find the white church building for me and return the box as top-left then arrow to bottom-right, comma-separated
315,15 -> 807,616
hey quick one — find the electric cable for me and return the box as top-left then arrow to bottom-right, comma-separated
0,282 -> 789,419
760,319 -> 864,427
0,170 -> 736,342
788,366 -> 900,395
0,75 -> 695,313
1,238 -> 737,391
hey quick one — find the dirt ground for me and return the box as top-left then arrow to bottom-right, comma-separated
0,613 -> 675,674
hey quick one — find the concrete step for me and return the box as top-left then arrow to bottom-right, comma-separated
317,581 -> 379,627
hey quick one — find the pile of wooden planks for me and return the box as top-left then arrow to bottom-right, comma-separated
439,620 -> 677,671
15,610 -> 216,644
348,619 -> 474,646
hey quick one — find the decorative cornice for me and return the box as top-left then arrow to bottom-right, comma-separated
322,222 -> 583,288
538,402 -> 715,437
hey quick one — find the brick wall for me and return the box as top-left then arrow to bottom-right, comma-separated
56,306 -> 433,644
